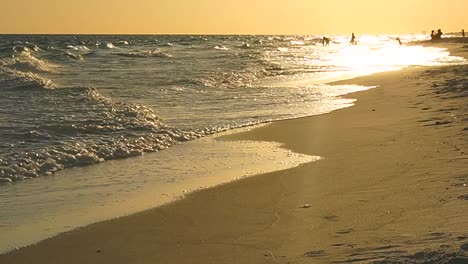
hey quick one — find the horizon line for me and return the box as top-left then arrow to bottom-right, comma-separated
0,32 -> 433,36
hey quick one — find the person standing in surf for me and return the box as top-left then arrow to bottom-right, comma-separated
396,37 -> 402,46
350,33 -> 357,45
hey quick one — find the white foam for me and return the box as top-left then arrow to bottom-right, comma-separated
214,45 -> 229,50
115,49 -> 171,58
0,65 -> 55,90
105,43 -> 115,49
2,52 -> 57,73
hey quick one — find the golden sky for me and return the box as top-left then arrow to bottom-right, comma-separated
1,0 -> 466,34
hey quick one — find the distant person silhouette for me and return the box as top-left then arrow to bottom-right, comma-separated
322,36 -> 330,46
463,29 -> 465,38
430,30 -> 436,40
430,29 -> 443,41
350,33 -> 356,45
435,29 -> 443,39
396,37 -> 402,46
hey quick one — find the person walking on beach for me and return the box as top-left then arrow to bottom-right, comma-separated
350,33 -> 356,45
322,36 -> 330,46
463,29 -> 465,38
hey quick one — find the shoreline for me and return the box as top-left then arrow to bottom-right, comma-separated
0,72 -> 375,254
0,128 -> 318,254
1,39 -> 467,263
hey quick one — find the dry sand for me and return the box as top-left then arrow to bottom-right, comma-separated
1,38 -> 467,264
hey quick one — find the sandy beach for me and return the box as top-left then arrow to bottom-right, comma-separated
1,38 -> 467,264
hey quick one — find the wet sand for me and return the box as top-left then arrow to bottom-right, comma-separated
1,38 -> 467,263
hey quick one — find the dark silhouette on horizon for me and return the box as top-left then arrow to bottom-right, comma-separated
350,33 -> 357,45
396,37 -> 402,46
322,36 -> 330,46
462,29 -> 465,38
430,29 -> 443,41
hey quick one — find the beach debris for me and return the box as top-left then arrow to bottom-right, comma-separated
300,204 -> 311,208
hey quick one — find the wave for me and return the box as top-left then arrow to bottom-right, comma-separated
290,40 -> 305,45
0,80 -> 253,183
12,44 -> 42,53
0,48 -> 57,90
1,51 -> 56,73
0,65 -> 55,90
66,44 -> 90,51
118,40 -> 130,45
192,54 -> 297,88
96,42 -> 116,49
214,45 -> 229,50
253,39 -> 263,45
0,87 -> 221,183
64,51 -> 83,60
114,49 -> 171,58
239,43 -> 251,49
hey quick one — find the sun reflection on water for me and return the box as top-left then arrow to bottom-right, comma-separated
300,36 -> 461,72
333,45 -> 457,74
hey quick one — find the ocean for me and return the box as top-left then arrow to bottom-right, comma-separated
0,34 -> 464,252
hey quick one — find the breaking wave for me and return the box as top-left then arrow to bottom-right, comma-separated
0,86 -> 235,183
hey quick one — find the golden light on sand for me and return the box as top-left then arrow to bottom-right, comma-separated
0,0 -> 466,34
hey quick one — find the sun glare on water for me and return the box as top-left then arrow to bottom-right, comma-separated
325,35 -> 464,75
